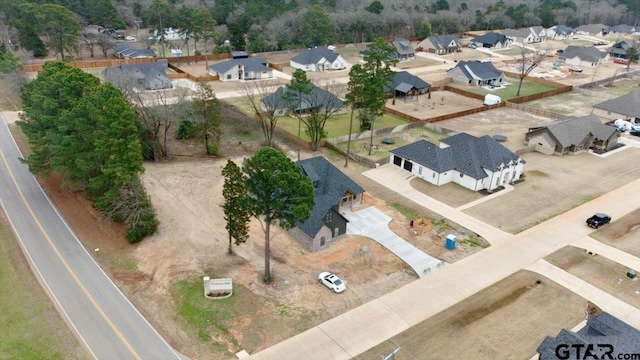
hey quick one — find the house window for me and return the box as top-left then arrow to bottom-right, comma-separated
320,236 -> 326,247
418,166 -> 423,175
433,172 -> 436,178
226,74 -> 232,79
325,212 -> 333,222
334,227 -> 339,237
460,173 -> 464,178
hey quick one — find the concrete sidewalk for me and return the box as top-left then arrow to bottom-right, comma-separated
248,177 -> 640,360
527,260 -> 640,328
343,206 -> 445,277
362,164 -> 514,244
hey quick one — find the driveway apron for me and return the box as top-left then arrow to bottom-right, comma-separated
343,206 -> 446,277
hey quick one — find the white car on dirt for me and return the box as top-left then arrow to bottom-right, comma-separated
318,272 -> 346,293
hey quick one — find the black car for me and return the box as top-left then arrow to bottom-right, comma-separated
586,213 -> 611,229
630,129 -> 640,137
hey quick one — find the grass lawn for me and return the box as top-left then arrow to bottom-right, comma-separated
0,220 -> 86,360
223,97 -> 408,141
452,80 -> 557,100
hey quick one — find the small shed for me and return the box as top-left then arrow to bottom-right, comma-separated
484,94 -> 502,105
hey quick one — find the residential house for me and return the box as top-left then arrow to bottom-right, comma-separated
524,115 -> 619,155
290,47 -> 347,72
503,26 -> 546,43
575,24 -> 609,36
609,24 -> 636,35
446,60 -> 505,87
387,71 -> 431,98
392,37 -> 415,60
208,57 -> 273,82
608,40 -> 639,59
469,32 -> 512,49
260,84 -> 344,116
113,44 -> 155,59
417,35 -> 461,54
290,156 -> 364,251
592,90 -> 640,122
560,45 -> 610,67
390,133 -> 524,192
547,24 -> 575,40
537,312 -> 640,360
103,60 -> 172,90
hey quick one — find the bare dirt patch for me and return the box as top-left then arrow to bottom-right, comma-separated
589,208 -> 640,258
545,246 -> 640,308
386,90 -> 483,121
355,270 -> 587,360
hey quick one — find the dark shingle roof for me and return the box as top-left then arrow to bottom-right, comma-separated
208,57 -> 269,74
113,44 -> 155,58
391,133 -> 520,180
261,84 -> 344,112
392,37 -> 415,56
296,156 -> 364,237
291,47 -> 341,65
575,24 -> 609,34
594,90 -> 640,118
537,312 -> 640,360
528,114 -> 617,148
471,32 -> 508,46
427,35 -> 461,50
561,45 -> 608,62
387,71 -> 430,93
610,24 -> 635,33
554,24 -> 575,35
450,60 -> 502,81
103,60 -> 172,90
502,28 -> 531,39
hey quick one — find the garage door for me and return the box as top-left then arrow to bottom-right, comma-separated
403,161 -> 413,172
393,155 -> 402,167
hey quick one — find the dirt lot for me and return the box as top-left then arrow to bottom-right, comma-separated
590,209 -> 640,258
546,246 -> 640,308
386,90 -> 483,121
355,270 -> 588,360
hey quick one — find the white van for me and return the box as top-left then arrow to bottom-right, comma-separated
484,94 -> 502,106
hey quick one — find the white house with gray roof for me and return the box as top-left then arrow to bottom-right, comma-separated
390,133 -> 524,192
575,24 -> 609,36
446,60 -> 504,87
208,57 -> 273,82
592,90 -> 640,122
560,45 -> 610,67
547,24 -> 575,39
417,35 -> 461,54
103,60 -> 172,90
392,37 -> 415,60
525,114 -> 619,155
502,27 -> 546,44
290,47 -> 347,72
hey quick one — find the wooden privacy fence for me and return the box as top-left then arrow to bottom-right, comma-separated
442,85 -> 485,100
507,85 -> 572,104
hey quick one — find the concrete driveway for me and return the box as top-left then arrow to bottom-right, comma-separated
343,206 -> 445,277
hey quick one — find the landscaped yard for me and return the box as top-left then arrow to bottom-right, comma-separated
223,97 -> 408,141
493,46 -> 533,56
450,80 -> 557,100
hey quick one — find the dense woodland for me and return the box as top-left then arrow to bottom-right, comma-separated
0,0 -> 638,59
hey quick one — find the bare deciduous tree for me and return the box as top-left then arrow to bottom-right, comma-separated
237,80 -> 286,147
514,45 -> 547,96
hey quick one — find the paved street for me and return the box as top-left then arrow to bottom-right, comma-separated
248,164 -> 640,359
0,114 -> 184,360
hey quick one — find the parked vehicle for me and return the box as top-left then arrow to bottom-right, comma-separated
593,41 -> 607,46
318,272 -> 346,293
468,43 -> 478,49
613,119 -> 637,132
586,213 -> 611,229
569,66 -> 583,73
630,129 -> 640,137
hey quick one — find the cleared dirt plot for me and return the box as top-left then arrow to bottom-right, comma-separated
464,148 -> 640,233
355,270 -> 586,360
545,246 -> 640,309
432,107 -> 555,152
410,179 -> 485,208
590,209 -> 640,258
386,90 -> 484,121
523,91 -> 605,117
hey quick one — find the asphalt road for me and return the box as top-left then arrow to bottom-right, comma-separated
0,114 -> 184,360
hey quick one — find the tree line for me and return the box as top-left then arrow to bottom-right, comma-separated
18,61 -> 158,243
2,0 -> 637,60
